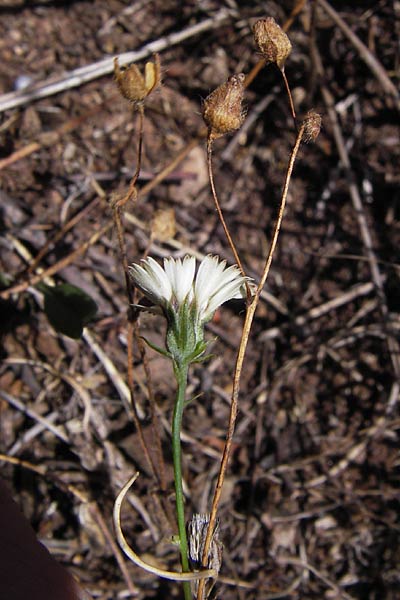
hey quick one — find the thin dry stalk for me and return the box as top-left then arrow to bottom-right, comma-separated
206,137 -> 247,280
112,103 -> 144,306
281,68 -> 296,123
110,103 -> 168,493
197,122 -> 306,600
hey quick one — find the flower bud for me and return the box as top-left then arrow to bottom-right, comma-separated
253,17 -> 292,70
302,110 -> 322,143
202,74 -> 245,140
114,55 -> 161,104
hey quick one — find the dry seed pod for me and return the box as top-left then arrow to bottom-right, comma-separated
302,110 -> 322,143
187,514 -> 222,599
202,74 -> 245,140
253,17 -> 292,70
114,55 -> 161,104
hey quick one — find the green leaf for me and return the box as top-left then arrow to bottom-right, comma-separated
41,283 -> 98,339
139,335 -> 171,359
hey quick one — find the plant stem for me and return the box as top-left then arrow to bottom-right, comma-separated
172,361 -> 192,600
196,122 -> 306,600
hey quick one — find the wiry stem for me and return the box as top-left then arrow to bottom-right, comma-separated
196,122 -> 306,600
112,104 -> 164,488
281,68 -> 297,126
113,103 -> 145,305
206,137 -> 247,280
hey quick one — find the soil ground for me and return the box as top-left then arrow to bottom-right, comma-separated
0,2 -> 399,599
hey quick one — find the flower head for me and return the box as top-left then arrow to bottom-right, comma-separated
253,17 -> 292,70
129,255 -> 248,364
114,54 -> 161,104
202,74 -> 246,140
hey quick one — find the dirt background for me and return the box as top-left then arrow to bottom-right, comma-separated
0,1 -> 399,599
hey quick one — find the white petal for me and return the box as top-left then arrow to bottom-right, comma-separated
194,255 -> 226,311
204,275 -> 246,319
129,257 -> 172,306
165,255 -> 195,304
194,256 -> 247,322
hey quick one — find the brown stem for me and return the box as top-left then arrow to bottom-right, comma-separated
281,68 -> 297,126
111,104 -> 165,486
206,137 -> 247,280
196,123 -> 306,600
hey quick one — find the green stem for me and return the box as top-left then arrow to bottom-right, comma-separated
172,361 -> 192,600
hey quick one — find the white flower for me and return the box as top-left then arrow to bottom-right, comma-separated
129,255 -> 247,323
130,255 -> 248,364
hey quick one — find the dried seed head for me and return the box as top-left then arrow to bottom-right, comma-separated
253,17 -> 292,70
302,110 -> 322,143
114,55 -> 161,104
202,74 -> 246,140
187,513 -> 222,599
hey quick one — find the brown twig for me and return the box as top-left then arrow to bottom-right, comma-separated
109,102 -> 169,491
112,103 -> 144,306
281,68 -> 297,124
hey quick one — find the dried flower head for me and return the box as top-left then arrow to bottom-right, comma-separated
187,514 -> 222,598
302,110 -> 322,143
253,17 -> 292,70
202,74 -> 246,140
114,54 -> 161,104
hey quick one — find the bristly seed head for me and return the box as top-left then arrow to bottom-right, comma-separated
202,74 -> 246,140
302,110 -> 322,143
253,17 -> 292,70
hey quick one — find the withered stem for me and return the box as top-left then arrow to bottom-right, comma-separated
196,122 -> 306,600
206,137 -> 247,281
